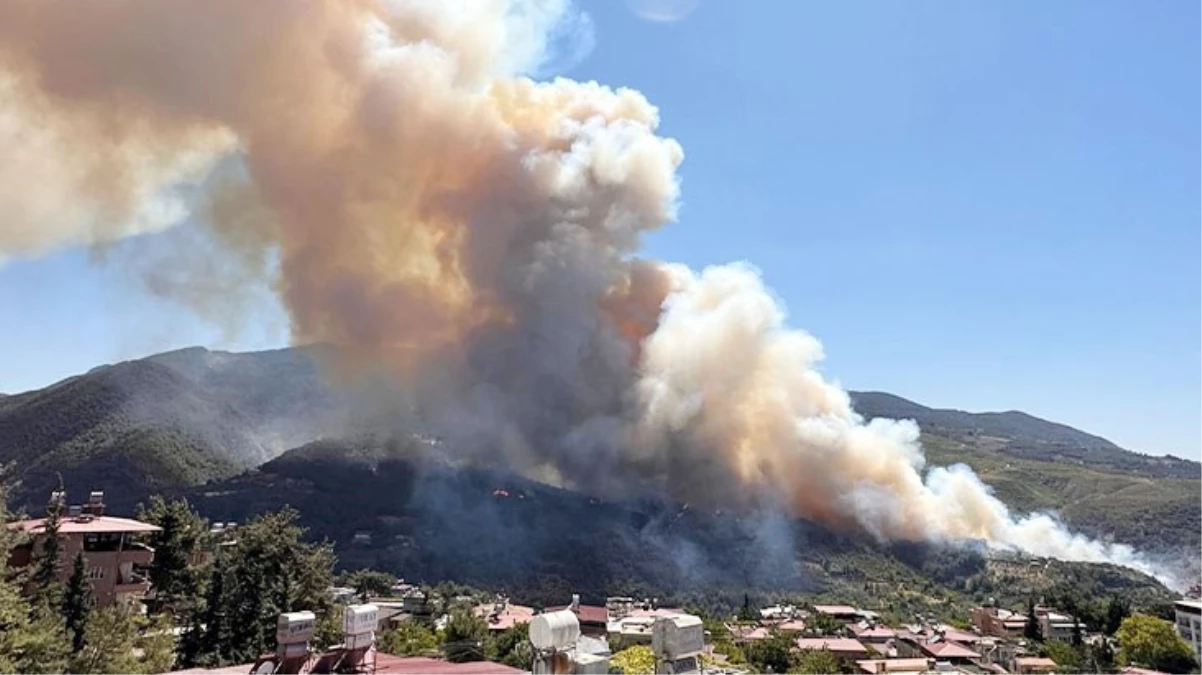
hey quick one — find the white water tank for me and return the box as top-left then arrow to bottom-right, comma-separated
343,604 -> 379,636
276,611 -> 316,645
652,614 -> 704,660
530,610 -> 581,651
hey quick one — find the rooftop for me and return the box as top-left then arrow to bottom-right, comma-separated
1013,656 -> 1058,669
813,604 -> 861,616
547,603 -> 607,625
856,658 -> 934,674
9,515 -> 161,535
796,637 -> 869,654
923,641 -> 981,660
1175,599 -> 1202,611
473,602 -> 534,631
170,655 -> 525,675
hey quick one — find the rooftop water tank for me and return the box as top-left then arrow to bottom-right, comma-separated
276,611 -> 316,645
652,614 -> 704,661
530,610 -> 581,651
342,604 -> 379,636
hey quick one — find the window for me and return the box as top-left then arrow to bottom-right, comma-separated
88,567 -> 105,580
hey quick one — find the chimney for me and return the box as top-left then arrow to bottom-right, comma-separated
570,594 -> 580,611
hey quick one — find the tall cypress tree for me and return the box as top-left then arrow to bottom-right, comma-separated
1024,598 -> 1042,641
31,496 -> 64,607
62,550 -> 93,651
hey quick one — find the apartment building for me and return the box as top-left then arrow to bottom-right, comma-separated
8,491 -> 161,611
1175,599 -> 1202,662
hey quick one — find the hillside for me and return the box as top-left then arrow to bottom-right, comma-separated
177,437 -> 1180,618
1,346 -> 1196,566
0,346 -> 348,508
851,391 -> 1199,479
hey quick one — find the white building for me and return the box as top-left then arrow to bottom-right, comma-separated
1174,599 -> 1202,661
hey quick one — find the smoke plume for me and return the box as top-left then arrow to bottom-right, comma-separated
0,0 -> 1167,581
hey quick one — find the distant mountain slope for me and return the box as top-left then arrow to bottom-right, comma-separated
850,391 -> 1199,479
0,346 -> 347,508
179,437 -> 1179,616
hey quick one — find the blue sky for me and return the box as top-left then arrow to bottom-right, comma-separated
1,1 -> 1198,459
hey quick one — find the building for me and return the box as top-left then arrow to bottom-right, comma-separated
548,595 -> 608,637
1012,656 -> 1057,674
171,654 -> 524,674
473,597 -> 534,632
972,606 -> 1030,638
856,658 -> 935,675
1034,606 -> 1077,642
795,637 -> 871,664
8,491 -> 161,611
1175,599 -> 1202,662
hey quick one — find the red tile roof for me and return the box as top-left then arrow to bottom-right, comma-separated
168,654 -> 525,675
473,603 -> 534,631
923,641 -> 980,659
10,515 -> 161,535
1120,667 -> 1169,675
547,604 -> 607,625
853,626 -> 898,640
796,637 -> 869,654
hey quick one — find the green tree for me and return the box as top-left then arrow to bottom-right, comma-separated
738,593 -> 758,622
746,631 -> 795,674
611,645 -> 656,674
197,553 -> 232,666
1024,598 -> 1042,642
138,496 -> 209,613
194,508 -> 335,666
1043,640 -> 1082,670
62,550 -> 93,651
807,612 -> 845,636
0,480 -> 69,672
1085,639 -> 1115,673
69,605 -> 175,672
346,569 -> 397,601
30,498 -> 64,606
442,609 -> 488,663
487,622 -> 532,669
1104,596 -> 1131,636
378,620 -> 440,656
1115,613 -> 1199,674
791,648 -> 840,674
1071,614 -> 1083,647
0,479 -> 69,675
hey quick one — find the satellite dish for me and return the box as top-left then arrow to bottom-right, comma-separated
254,660 -> 276,675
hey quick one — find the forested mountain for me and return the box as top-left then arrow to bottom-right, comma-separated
1,347 -> 1196,586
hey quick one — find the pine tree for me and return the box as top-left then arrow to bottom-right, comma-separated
30,497 -> 64,607
63,550 -> 93,651
1024,598 -> 1042,641
0,478 -> 69,673
138,496 -> 209,614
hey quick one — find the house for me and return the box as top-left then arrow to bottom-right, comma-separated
548,594 -> 608,637
473,598 -> 534,632
1034,607 -> 1077,642
921,640 -> 981,665
1175,599 -> 1202,661
851,625 -> 898,647
8,491 -> 161,611
972,606 -> 1030,638
1013,656 -> 1057,674
795,637 -> 871,664
171,654 -> 525,674
856,658 -> 935,674
608,606 -> 687,648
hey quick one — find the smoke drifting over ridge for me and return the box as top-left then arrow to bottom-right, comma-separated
0,1 -> 1166,580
